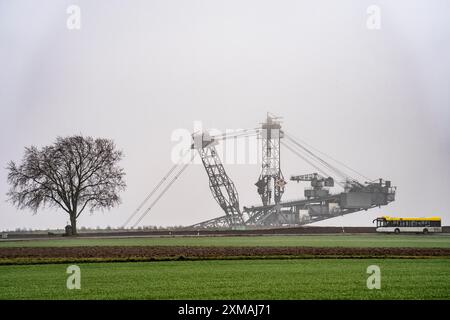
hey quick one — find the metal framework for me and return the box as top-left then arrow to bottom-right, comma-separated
188,215 -> 234,229
193,134 -> 244,227
255,114 -> 285,206
125,114 -> 397,230
187,116 -> 396,229
244,179 -> 396,226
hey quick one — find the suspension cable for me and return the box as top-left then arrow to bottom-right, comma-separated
211,128 -> 259,141
281,141 -> 331,178
285,131 -> 372,181
131,152 -> 195,228
284,134 -> 351,182
281,140 -> 346,188
122,149 -> 192,228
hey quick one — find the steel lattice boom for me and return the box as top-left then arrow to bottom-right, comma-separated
191,133 -> 244,228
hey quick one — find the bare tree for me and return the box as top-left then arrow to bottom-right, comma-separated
6,135 -> 126,235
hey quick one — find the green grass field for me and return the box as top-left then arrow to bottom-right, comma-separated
1,259 -> 449,299
1,234 -> 449,299
1,234 -> 450,248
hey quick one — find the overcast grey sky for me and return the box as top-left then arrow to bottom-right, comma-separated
1,0 -> 449,231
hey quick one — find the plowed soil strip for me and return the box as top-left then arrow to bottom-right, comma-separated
1,246 -> 450,262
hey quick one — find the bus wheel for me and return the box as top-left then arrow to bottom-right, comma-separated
394,228 -> 400,234
423,228 -> 428,235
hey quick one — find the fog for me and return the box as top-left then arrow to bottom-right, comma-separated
1,0 -> 449,230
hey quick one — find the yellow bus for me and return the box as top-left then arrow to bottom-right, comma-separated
373,216 -> 442,234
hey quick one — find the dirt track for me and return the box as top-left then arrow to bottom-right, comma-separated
1,246 -> 449,260
5,226 -> 450,240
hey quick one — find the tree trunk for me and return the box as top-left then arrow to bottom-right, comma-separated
70,213 -> 77,236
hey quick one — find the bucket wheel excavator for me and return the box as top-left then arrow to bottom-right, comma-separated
124,114 -> 396,229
